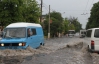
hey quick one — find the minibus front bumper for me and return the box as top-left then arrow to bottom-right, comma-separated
0,43 -> 27,49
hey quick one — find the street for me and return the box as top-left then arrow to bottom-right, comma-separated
0,36 -> 99,64
0,0 -> 99,64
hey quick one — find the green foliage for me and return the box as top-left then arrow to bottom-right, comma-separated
44,11 -> 63,37
86,2 -> 99,29
62,18 -> 69,34
0,0 -> 24,26
22,0 -> 40,23
68,17 -> 81,32
44,12 -> 82,37
68,24 -> 75,30
50,11 -> 63,22
0,0 -> 40,26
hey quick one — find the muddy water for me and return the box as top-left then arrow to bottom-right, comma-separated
0,56 -> 25,64
21,42 -> 93,64
0,37 -> 99,64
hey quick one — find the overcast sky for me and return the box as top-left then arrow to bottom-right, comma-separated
36,0 -> 99,29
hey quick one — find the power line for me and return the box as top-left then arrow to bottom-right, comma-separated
85,0 -> 89,12
82,0 -> 89,15
41,0 -> 91,16
89,0 -> 94,10
43,2 -> 85,14
43,4 -> 49,12
43,3 -> 56,12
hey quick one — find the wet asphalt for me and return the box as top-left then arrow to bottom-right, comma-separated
0,36 -> 99,64
21,37 -> 93,64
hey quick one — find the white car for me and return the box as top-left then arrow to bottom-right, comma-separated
79,30 -> 86,38
84,28 -> 99,53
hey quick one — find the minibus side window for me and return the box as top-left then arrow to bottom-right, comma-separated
27,28 -> 31,37
86,30 -> 92,37
31,28 -> 36,35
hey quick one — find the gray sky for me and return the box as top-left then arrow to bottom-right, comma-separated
36,0 -> 99,29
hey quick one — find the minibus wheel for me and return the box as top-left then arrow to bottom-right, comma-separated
40,43 -> 44,46
36,43 -> 43,49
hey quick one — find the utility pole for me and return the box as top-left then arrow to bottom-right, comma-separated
40,0 -> 43,23
48,5 -> 50,39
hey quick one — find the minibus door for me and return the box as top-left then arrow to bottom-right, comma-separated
27,28 -> 34,48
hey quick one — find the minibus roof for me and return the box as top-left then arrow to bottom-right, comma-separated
6,22 -> 42,28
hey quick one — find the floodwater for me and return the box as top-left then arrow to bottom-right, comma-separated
0,37 -> 99,64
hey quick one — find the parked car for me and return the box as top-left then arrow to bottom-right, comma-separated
84,28 -> 99,53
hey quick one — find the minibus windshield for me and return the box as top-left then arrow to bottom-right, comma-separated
4,28 -> 26,38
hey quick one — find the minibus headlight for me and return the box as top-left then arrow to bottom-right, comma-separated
1,43 -> 4,46
19,43 -> 26,46
19,43 -> 22,46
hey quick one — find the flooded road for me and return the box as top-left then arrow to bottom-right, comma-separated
21,38 -> 92,64
0,37 -> 99,64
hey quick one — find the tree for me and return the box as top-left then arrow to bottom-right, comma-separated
86,2 -> 99,29
44,12 -> 82,37
68,24 -> 75,30
62,18 -> 69,34
0,0 -> 40,26
44,11 -> 63,37
0,0 -> 24,26
68,16 -> 81,32
22,0 -> 40,23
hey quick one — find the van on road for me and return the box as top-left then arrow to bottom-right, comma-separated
0,22 -> 44,49
84,28 -> 99,53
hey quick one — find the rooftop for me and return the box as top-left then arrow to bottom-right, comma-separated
6,22 -> 41,28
